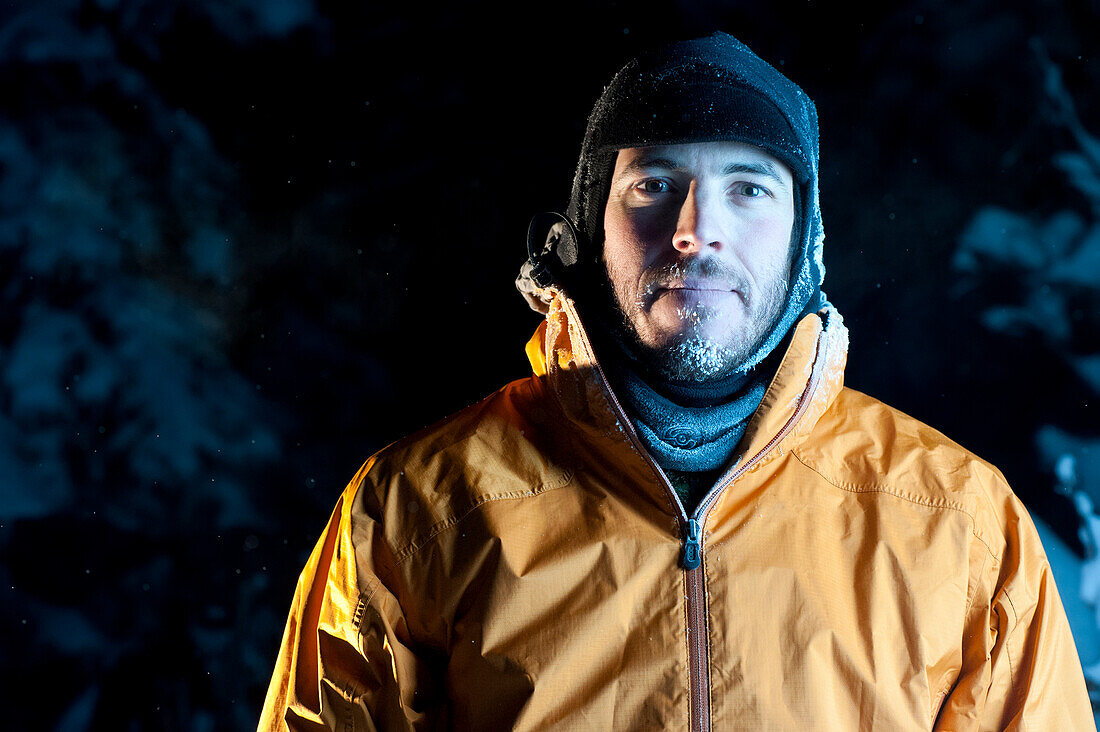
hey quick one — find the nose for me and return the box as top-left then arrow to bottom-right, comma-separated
673,180 -> 721,254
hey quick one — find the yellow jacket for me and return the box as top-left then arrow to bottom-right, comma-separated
260,293 -> 1094,730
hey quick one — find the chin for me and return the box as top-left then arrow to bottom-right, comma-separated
652,336 -> 744,382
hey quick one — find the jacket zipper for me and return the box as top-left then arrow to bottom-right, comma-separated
587,356 -> 710,732
680,335 -> 829,732
573,302 -> 830,732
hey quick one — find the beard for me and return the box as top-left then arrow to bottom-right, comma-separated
601,256 -> 791,383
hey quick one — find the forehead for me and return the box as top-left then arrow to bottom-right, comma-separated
613,140 -> 792,184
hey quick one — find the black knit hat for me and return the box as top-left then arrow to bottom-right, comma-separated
519,31 -> 827,332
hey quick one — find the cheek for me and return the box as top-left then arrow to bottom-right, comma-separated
602,204 -> 632,257
602,206 -> 649,280
743,215 -> 796,276
603,203 -> 674,271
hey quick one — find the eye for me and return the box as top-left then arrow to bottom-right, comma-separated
735,183 -> 770,198
636,179 -> 670,194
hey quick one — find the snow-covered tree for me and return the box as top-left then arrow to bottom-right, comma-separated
953,44 -> 1100,715
0,1 -> 318,727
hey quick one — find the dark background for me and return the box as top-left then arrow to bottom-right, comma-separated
2,0 -> 1098,728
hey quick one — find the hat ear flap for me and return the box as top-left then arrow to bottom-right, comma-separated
525,211 -> 582,288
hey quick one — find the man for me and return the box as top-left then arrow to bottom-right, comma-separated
260,33 -> 1094,730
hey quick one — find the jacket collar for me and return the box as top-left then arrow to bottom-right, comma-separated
526,291 -> 849,516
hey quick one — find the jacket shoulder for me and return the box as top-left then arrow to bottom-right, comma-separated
795,386 -> 1021,558
348,375 -> 574,562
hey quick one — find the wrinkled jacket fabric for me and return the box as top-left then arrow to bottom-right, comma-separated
260,293 -> 1093,730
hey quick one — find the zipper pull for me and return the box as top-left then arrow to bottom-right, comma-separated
681,518 -> 702,570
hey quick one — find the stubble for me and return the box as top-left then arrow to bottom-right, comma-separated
604,257 -> 790,382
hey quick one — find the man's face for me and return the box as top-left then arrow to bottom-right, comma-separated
601,140 -> 797,381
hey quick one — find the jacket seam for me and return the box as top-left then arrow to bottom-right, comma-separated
1001,586 -> 1018,697
1001,587 -> 1017,705
1001,585 -> 1019,628
352,590 -> 372,635
931,689 -> 948,726
392,470 -> 576,563
931,549 -> 995,719
348,477 -> 403,710
791,450 -> 998,563
962,551 -> 994,624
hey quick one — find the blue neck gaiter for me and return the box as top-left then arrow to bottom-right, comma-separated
615,364 -> 769,473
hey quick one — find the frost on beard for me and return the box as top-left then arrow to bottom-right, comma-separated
648,302 -> 754,382
657,336 -> 741,382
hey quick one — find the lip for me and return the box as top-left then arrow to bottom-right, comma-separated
656,283 -> 740,296
659,277 -> 738,292
660,286 -> 736,292
652,288 -> 741,311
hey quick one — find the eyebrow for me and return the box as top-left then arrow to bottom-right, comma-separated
616,155 -> 788,189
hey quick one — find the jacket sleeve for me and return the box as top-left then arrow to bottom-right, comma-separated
258,462 -> 445,731
935,490 -> 1095,731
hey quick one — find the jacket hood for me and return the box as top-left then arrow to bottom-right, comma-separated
519,32 -> 828,374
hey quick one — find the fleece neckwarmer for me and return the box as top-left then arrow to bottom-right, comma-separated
599,315 -> 793,512
614,363 -> 770,474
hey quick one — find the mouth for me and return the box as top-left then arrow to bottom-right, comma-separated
647,287 -> 741,315
659,277 -> 738,292
660,286 -> 737,293
654,282 -> 741,299
635,272 -> 746,310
